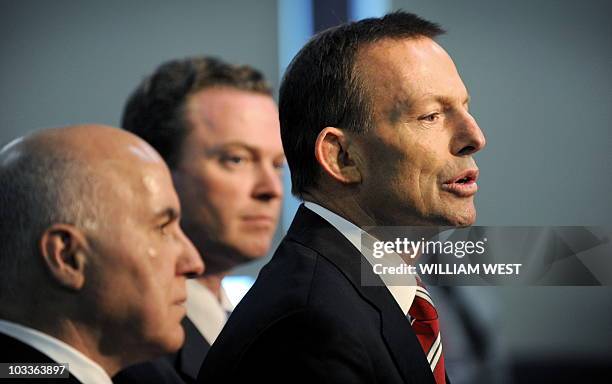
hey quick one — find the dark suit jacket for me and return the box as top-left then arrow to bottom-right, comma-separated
0,332 -> 82,383
197,205 -> 441,384
113,317 -> 210,384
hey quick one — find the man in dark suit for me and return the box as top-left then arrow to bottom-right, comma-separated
0,125 -> 204,383
197,11 -> 485,383
114,57 -> 284,383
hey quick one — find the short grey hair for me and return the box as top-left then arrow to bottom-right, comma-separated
0,138 -> 99,302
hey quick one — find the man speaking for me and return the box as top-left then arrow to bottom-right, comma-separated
198,11 -> 485,384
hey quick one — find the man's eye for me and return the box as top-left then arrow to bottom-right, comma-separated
225,156 -> 242,163
220,155 -> 249,166
159,221 -> 172,235
419,112 -> 440,122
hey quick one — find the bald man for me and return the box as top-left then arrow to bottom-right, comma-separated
0,125 -> 204,383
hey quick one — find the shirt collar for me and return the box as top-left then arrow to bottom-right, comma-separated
0,319 -> 112,384
185,280 -> 233,344
303,201 -> 416,314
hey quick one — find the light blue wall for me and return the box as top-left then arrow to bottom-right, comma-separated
349,0 -> 391,20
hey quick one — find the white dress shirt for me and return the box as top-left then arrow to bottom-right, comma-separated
185,279 -> 234,345
304,201 -> 417,314
0,319 -> 112,384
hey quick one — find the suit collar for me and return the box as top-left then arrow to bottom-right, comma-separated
286,205 -> 436,384
303,201 -> 417,313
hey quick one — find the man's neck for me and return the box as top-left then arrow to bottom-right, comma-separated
53,319 -> 122,376
1,312 -> 121,376
196,273 -> 229,303
303,190 -> 443,249
303,190 -> 377,230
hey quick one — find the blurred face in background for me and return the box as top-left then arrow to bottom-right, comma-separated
173,87 -> 284,274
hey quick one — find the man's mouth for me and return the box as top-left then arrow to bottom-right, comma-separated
441,169 -> 479,197
242,215 -> 275,229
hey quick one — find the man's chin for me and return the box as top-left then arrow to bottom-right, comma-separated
445,208 -> 477,227
141,327 -> 185,358
423,202 -> 477,227
201,240 -> 273,274
235,240 -> 273,260
165,329 -> 186,353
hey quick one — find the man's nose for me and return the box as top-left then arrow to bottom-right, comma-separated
451,112 -> 486,156
252,163 -> 283,202
176,230 -> 204,278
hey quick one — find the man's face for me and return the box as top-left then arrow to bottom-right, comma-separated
354,37 -> 486,226
174,87 -> 284,273
86,145 -> 204,358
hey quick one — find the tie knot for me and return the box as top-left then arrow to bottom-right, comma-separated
408,285 -> 438,321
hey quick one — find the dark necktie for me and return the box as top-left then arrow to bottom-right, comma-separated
408,280 -> 446,384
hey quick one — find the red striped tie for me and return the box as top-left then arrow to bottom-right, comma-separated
408,281 -> 446,384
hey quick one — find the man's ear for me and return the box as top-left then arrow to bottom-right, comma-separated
314,127 -> 362,184
39,224 -> 88,291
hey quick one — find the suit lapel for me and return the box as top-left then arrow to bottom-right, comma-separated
286,205 -> 435,384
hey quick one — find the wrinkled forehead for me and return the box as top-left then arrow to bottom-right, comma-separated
354,37 -> 465,114
355,37 -> 451,80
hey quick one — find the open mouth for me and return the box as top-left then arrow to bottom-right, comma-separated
455,176 -> 473,184
441,170 -> 479,197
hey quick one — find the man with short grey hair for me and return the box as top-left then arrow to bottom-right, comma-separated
0,125 -> 204,383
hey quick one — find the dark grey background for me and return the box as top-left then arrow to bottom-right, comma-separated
0,0 -> 278,143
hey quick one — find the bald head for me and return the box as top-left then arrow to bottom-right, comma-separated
0,124 -> 204,374
1,124 -> 165,174
0,124 -> 164,301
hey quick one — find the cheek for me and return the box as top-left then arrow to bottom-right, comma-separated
178,167 -> 241,225
390,146 -> 447,212
406,140 -> 446,186
204,170 -> 248,203
141,247 -> 179,312
192,164 -> 250,202
202,172 -> 253,230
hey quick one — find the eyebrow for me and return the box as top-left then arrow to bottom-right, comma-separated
211,142 -> 256,154
208,142 -> 285,159
154,207 -> 180,222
